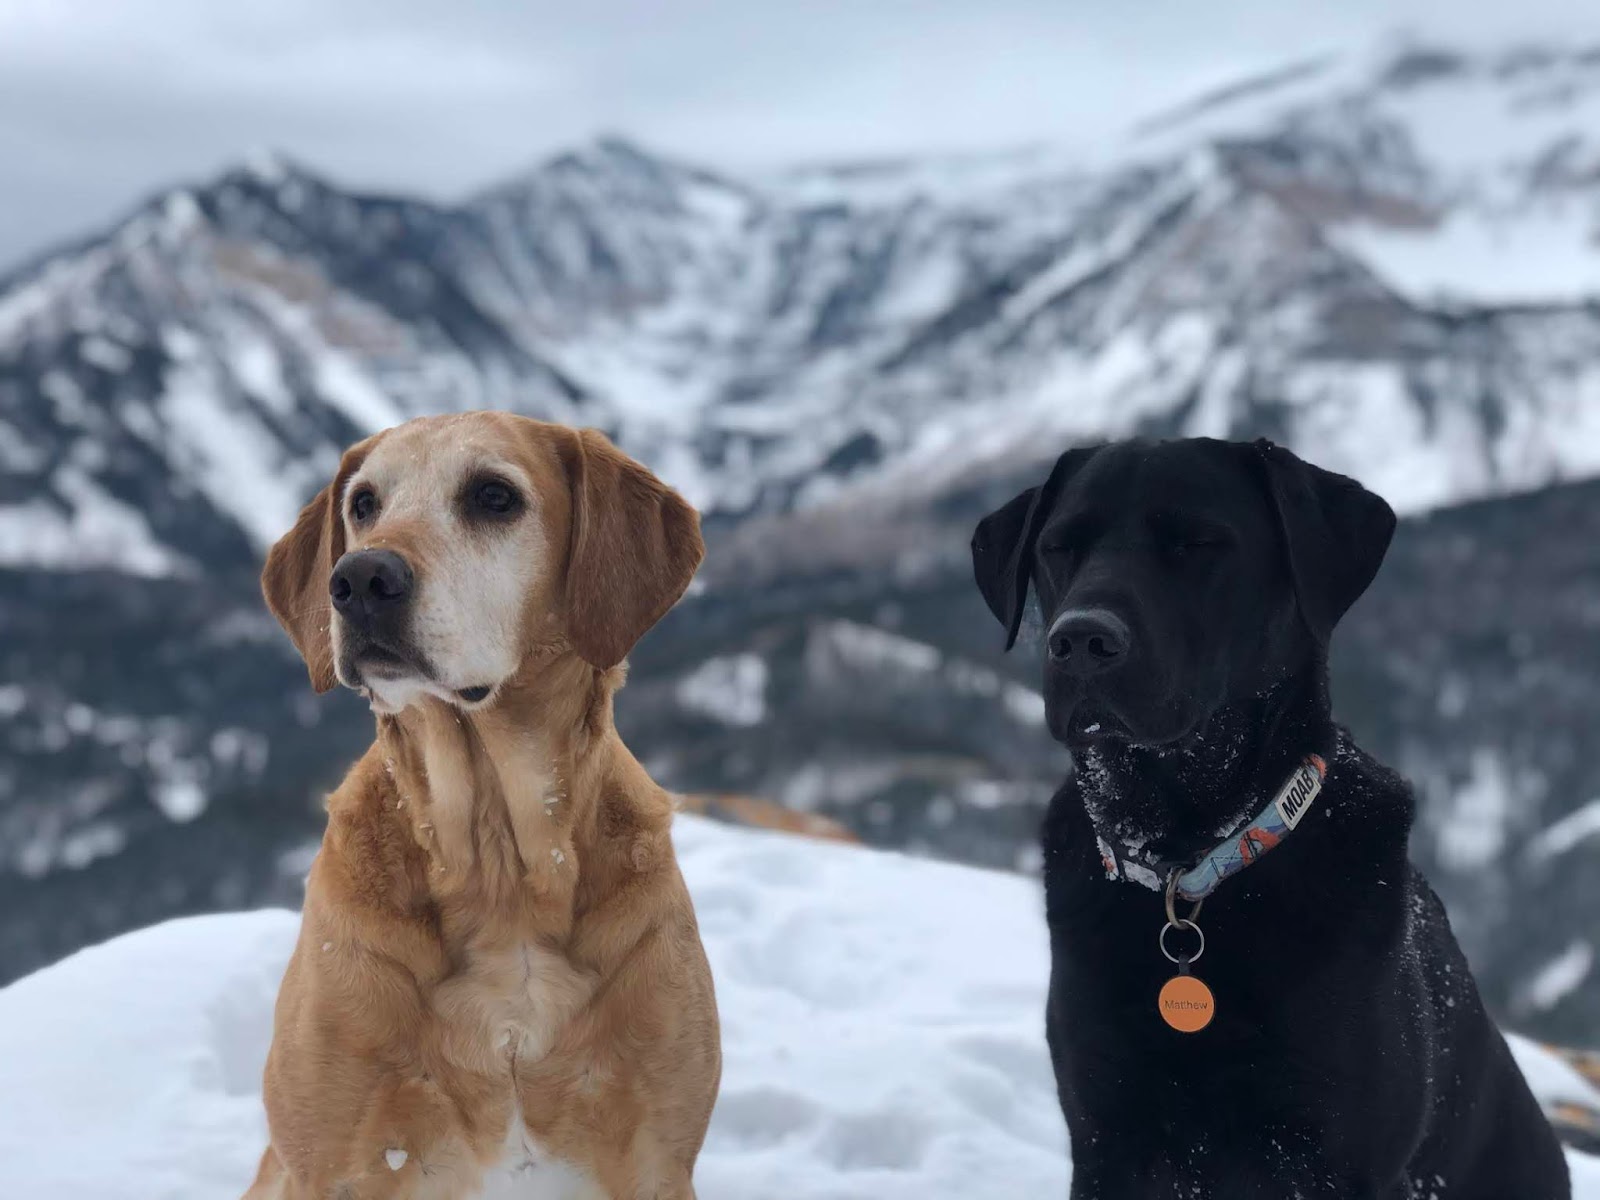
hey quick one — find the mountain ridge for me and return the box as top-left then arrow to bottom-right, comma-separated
9,38 -> 1600,583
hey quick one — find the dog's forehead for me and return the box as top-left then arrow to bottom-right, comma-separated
1063,440 -> 1259,520
353,416 -> 542,501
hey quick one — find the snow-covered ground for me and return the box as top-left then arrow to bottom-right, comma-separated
0,815 -> 1594,1198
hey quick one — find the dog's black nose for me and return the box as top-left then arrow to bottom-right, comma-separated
329,550 -> 413,624
1047,609 -> 1130,675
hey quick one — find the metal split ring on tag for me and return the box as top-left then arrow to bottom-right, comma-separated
1158,918 -> 1206,965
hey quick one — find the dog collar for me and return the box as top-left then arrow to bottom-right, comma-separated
1097,753 -> 1328,903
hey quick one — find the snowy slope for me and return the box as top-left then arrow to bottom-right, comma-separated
0,155 -> 588,576
0,815 -> 1592,1199
1136,42 -> 1600,304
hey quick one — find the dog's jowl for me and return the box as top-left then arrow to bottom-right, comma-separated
248,413 -> 719,1200
972,437 -> 1570,1199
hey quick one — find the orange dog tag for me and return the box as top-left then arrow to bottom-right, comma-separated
1158,973 -> 1215,1033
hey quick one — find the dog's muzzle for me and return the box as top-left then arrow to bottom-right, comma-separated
330,549 -> 413,630
1047,608 -> 1130,678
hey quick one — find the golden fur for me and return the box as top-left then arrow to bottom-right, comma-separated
247,413 -> 720,1199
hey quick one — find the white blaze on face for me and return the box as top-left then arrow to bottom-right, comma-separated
336,423 -> 547,713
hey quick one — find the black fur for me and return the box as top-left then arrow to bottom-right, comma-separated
972,437 -> 1569,1199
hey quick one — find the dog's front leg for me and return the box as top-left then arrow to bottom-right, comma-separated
1066,1155 -> 1174,1200
1069,1154 -> 1406,1200
1068,1176 -> 1160,1199
648,1177 -> 697,1200
591,1157 -> 698,1200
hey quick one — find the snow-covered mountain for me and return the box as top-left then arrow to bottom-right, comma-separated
4,37 -> 1600,1042
7,39 -> 1600,578
0,817 -> 1595,1196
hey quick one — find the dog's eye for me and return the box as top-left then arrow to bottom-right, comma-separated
1165,533 -> 1228,559
349,488 -> 378,523
470,479 -> 520,517
1151,514 -> 1229,559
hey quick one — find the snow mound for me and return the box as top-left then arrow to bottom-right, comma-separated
0,815 -> 1594,1198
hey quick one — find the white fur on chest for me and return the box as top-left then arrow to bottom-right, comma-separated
467,1102 -> 602,1200
432,941 -> 601,1199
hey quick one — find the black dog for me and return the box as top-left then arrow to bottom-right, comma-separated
972,438 -> 1569,1199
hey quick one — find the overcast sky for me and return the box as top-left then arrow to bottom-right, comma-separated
1,0 -> 1593,268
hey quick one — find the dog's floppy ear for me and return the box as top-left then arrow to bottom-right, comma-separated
971,445 -> 1100,651
260,440 -> 375,693
1254,438 -> 1396,645
559,427 -> 705,670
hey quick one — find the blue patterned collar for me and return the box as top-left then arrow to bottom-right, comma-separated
1096,754 -> 1329,902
